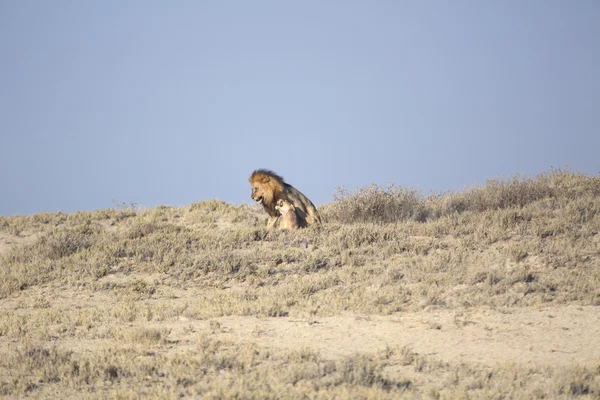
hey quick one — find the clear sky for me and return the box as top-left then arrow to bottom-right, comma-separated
1,1 -> 599,216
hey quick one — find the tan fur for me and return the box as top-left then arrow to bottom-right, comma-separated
249,169 -> 322,229
275,199 -> 306,230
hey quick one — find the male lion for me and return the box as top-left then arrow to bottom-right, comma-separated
249,169 -> 322,229
275,199 -> 306,230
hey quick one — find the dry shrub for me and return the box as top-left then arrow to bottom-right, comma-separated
554,365 -> 600,397
433,169 -> 600,216
325,184 -> 427,224
433,174 -> 552,215
124,327 -> 170,345
325,170 -> 600,224
37,229 -> 96,260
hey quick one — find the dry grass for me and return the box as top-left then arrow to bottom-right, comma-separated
0,169 -> 599,398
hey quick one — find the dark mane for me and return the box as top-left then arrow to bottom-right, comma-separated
249,169 -> 285,184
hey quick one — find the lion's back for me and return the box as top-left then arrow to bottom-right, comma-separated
283,183 -> 322,224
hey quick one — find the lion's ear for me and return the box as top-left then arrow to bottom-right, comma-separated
264,177 -> 270,182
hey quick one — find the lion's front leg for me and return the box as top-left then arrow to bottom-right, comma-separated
266,216 -> 279,229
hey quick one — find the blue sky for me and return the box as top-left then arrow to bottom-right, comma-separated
1,1 -> 599,216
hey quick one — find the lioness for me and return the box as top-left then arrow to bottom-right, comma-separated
249,169 -> 322,229
275,199 -> 306,230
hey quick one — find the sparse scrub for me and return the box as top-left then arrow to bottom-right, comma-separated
37,228 -> 96,260
0,169 -> 599,397
123,327 -> 170,345
323,169 -> 600,224
326,183 -> 426,223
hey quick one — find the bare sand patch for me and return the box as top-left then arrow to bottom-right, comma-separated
190,306 -> 600,366
0,231 -> 40,256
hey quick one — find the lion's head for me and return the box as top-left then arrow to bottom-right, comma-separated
249,169 -> 285,216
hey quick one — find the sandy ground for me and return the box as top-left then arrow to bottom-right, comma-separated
4,282 -> 597,370
1,231 -> 599,376
0,231 -> 40,256
170,305 -> 600,367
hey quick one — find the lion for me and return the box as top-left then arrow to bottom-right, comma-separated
249,169 -> 322,229
275,199 -> 306,230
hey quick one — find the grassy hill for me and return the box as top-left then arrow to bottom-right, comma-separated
0,169 -> 599,398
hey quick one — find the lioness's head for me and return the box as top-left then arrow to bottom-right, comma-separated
249,169 -> 285,209
275,199 -> 295,214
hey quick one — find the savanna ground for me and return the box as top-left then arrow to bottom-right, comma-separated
0,169 -> 599,399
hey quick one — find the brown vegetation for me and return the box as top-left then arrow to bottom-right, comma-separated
0,169 -> 599,398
